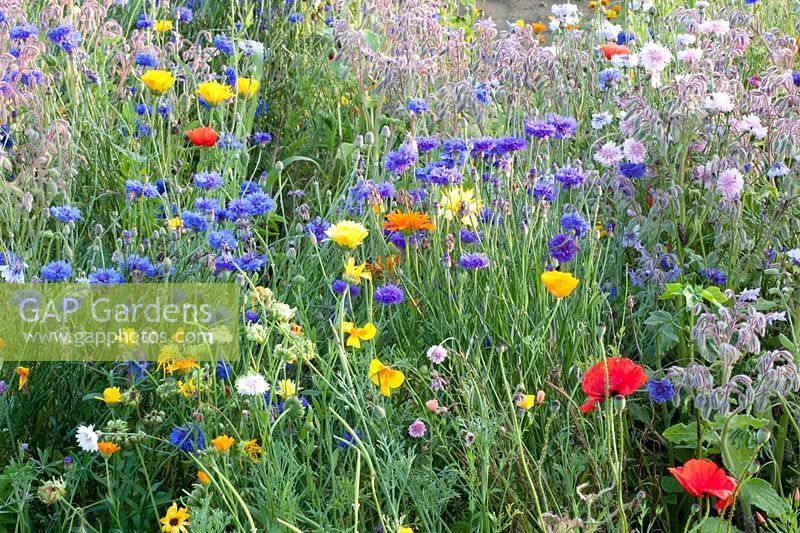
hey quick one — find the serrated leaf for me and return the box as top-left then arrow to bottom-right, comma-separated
697,517 -> 742,533
739,478 -> 788,517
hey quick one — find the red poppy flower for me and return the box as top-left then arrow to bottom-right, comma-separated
185,127 -> 218,147
668,459 -> 737,512
599,43 -> 631,60
579,357 -> 647,413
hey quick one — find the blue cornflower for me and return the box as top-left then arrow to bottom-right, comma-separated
304,217 -> 330,244
126,360 -> 149,382
616,31 -> 634,45
50,205 -> 81,223
227,198 -> 252,219
217,132 -> 244,150
240,181 -> 260,196
385,143 -> 418,174
135,14 -> 153,29
408,98 -> 429,113
288,12 -> 304,22
374,284 -> 404,305
469,138 -> 495,157
532,178 -> 557,202
9,23 -> 38,41
560,212 -> 589,237
554,166 -> 586,189
216,360 -> 232,380
181,211 -> 208,232
244,192 -> 275,215
87,268 -> 125,284
459,253 -> 490,270
213,34 -> 234,54
545,113 -> 578,139
548,233 -> 579,263
236,252 -> 266,272
134,52 -> 159,68
524,120 -> 556,139
597,68 -> 623,92
175,6 -> 194,23
40,260 -> 72,282
648,379 -> 674,404
460,228 -> 481,244
120,255 -> 159,277
338,429 -> 362,449
169,425 -> 205,453
417,137 -> 439,153
253,132 -> 272,145
194,197 -> 219,214
492,137 -> 527,156
46,24 -> 72,45
208,230 -> 237,251
193,171 -> 223,190
619,162 -> 647,179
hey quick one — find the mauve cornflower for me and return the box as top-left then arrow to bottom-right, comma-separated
385,143 -> 418,174
427,345 -> 448,364
545,113 -> 578,139
374,284 -> 404,305
716,168 -> 744,200
87,269 -> 124,284
548,233 -> 579,263
408,98 -> 429,113
703,267 -> 728,286
648,379 -> 674,404
637,42 -> 672,73
50,205 -> 81,222
408,419 -> 426,438
554,166 -> 586,189
40,260 -> 72,282
193,171 -> 223,190
560,212 -> 589,237
619,162 -> 647,179
594,141 -> 624,167
524,120 -> 557,139
697,19 -> 730,36
459,252 -> 490,270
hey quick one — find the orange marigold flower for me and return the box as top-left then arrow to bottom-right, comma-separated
382,210 -> 435,235
97,441 -> 120,457
211,435 -> 235,452
197,470 -> 210,484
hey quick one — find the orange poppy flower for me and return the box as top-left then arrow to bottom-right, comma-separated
599,43 -> 631,60
531,22 -> 546,33
382,210 -> 435,235
185,127 -> 218,147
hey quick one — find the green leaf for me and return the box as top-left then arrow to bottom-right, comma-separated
660,476 -> 684,493
699,286 -> 729,306
718,414 -> 771,431
663,423 -> 714,448
696,517 -> 742,533
659,283 -> 685,300
739,478 -> 789,517
777,333 -> 796,352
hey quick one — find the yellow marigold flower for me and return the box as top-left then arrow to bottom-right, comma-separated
167,217 -> 183,231
242,439 -> 262,464
197,470 -> 210,484
399,527 -> 415,533
160,502 -> 190,533
96,386 -> 122,405
141,69 -> 175,94
516,394 -> 536,410
326,220 -> 369,249
541,270 -> 580,299
154,20 -> 173,33
168,359 -> 200,374
236,77 -> 260,98
369,358 -> 405,397
211,435 -> 235,452
588,0 -> 598,8
382,210 -> 435,235
441,186 -> 482,227
177,379 -> 196,399
16,366 -> 29,390
606,10 -> 618,19
342,322 -> 377,349
343,257 -> 371,285
277,379 -> 297,398
97,441 -> 120,457
196,81 -> 234,106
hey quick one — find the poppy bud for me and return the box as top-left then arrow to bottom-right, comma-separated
755,512 -> 766,525
613,394 -> 626,411
535,390 -> 546,404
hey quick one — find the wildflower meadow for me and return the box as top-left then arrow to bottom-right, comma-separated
1,0 -> 800,531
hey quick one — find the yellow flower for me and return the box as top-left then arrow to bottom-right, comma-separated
196,81 -> 234,106
97,441 -> 120,457
369,358 -> 405,397
343,257 -> 371,285
211,435 -> 235,452
141,69 -> 175,94
168,359 -> 200,374
197,470 -> 210,484
399,527 -> 415,533
342,322 -> 377,349
96,386 -> 122,405
236,77 -> 260,98
120,328 -> 138,346
540,271 -> 580,298
160,502 -> 190,533
516,394 -> 536,410
154,20 -> 173,33
326,220 -> 369,249
277,379 -> 297,398
514,19 -> 524,28
177,379 -> 196,399
441,186 -> 482,227
167,217 -> 183,232
16,366 -> 29,390
242,439 -> 262,464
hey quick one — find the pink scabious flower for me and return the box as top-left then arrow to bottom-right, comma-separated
594,141 -> 624,167
716,168 -> 744,200
622,138 -> 647,163
697,20 -> 731,36
637,42 -> 672,72
677,48 -> 703,64
427,345 -> 448,364
408,419 -> 427,438
704,92 -> 734,113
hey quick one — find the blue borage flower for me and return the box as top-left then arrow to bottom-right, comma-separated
703,267 -> 728,286
374,284 -> 404,305
169,425 -> 205,453
40,260 -> 72,282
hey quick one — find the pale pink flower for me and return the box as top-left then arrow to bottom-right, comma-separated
408,419 -> 427,438
637,42 -> 672,72
427,345 -> 448,364
698,20 -> 730,36
594,141 -> 624,167
622,139 -> 647,163
677,48 -> 703,63
704,92 -> 735,113
717,168 -> 744,200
